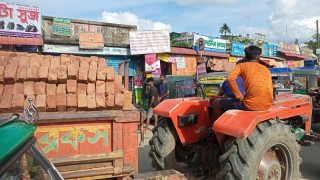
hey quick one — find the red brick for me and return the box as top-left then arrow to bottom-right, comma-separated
67,80 -> 77,94
0,93 -> 12,113
26,66 -> 38,81
61,55 -> 71,65
88,61 -> 97,83
105,82 -> 115,95
96,93 -> 106,110
106,67 -> 115,81
67,64 -> 78,80
70,55 -> 80,67
38,66 -> 49,82
11,94 -> 25,112
24,82 -> 34,96
51,56 -> 61,68
13,83 -> 24,95
3,84 -> 13,95
80,60 -> 90,68
34,82 -> 46,95
57,84 -> 66,95
0,84 -> 4,96
41,56 -> 51,67
98,58 -> 107,69
67,93 -> 77,111
77,83 -> 87,95
0,66 -> 4,84
16,66 -> 27,83
114,75 -> 123,94
46,95 -> 56,112
18,56 -> 30,67
46,83 -> 56,96
48,67 -> 58,84
78,94 -> 87,111
35,95 -> 46,112
115,93 -> 124,110
106,94 -> 115,110
24,95 -> 35,109
8,56 -> 19,66
29,54 -> 41,67
58,65 -> 67,83
78,66 -> 89,83
0,56 -> 8,66
4,65 -> 17,84
91,56 -> 99,63
87,94 -> 96,110
123,91 -> 133,110
87,83 -> 95,95
97,67 -> 107,81
57,94 -> 67,112
96,81 -> 105,94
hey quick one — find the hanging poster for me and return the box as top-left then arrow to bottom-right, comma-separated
145,54 -> 160,73
175,56 -> 185,70
197,63 -> 207,80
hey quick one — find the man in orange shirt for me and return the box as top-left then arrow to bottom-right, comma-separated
213,45 -> 273,120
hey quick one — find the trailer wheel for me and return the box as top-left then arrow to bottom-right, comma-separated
216,120 -> 301,180
149,120 -> 200,173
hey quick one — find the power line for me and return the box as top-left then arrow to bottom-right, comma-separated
266,23 -> 315,37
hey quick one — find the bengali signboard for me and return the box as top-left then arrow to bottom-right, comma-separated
194,34 -> 226,53
53,17 -> 71,36
231,42 -> 245,56
145,53 -> 161,74
175,56 -> 186,70
129,30 -> 171,55
0,1 -> 41,38
279,42 -> 299,54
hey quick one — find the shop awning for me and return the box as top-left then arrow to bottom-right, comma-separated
170,47 -> 229,58
277,51 -> 310,60
0,36 -> 43,46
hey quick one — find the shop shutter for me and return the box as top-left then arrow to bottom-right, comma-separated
105,57 -> 134,76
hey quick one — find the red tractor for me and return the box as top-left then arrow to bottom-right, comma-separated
149,86 -> 315,179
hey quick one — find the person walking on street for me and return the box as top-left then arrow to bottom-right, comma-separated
139,77 -> 159,146
159,74 -> 170,102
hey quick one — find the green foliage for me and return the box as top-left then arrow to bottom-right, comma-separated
305,34 -> 319,54
219,23 -> 231,36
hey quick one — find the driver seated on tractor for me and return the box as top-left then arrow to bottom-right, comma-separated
213,45 -> 273,120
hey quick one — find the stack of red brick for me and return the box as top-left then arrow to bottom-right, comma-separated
0,51 -> 133,113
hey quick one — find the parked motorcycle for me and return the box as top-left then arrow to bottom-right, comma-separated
0,99 -> 63,180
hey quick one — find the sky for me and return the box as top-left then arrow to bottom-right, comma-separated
8,0 -> 320,44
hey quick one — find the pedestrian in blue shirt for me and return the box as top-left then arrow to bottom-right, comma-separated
159,74 -> 170,102
219,76 -> 246,98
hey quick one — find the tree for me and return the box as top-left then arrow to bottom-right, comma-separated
305,34 -> 319,54
219,23 -> 231,36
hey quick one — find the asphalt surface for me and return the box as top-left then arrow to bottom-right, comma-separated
138,124 -> 320,180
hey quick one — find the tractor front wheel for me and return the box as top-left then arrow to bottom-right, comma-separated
148,120 -> 200,173
217,120 -> 301,180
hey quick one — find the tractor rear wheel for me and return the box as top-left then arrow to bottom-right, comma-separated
148,120 -> 200,173
216,120 -> 301,180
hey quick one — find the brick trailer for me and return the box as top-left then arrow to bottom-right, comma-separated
0,51 -> 139,179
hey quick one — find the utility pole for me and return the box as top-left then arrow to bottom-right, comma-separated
317,20 -> 319,64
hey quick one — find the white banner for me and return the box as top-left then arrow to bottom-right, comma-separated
129,30 -> 171,55
175,56 -> 185,70
0,1 -> 41,38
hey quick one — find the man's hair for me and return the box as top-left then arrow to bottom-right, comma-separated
244,45 -> 262,61
147,77 -> 154,83
160,74 -> 166,79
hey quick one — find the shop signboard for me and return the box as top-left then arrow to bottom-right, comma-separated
262,44 -> 278,57
53,17 -> 72,36
79,32 -> 104,49
279,42 -> 299,54
43,44 -> 130,55
301,47 -> 313,58
197,63 -> 207,80
198,75 -> 227,84
0,1 -> 41,38
194,34 -> 226,53
231,42 -> 245,56
129,30 -> 171,55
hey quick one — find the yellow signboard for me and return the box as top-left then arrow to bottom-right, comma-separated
199,75 -> 227,84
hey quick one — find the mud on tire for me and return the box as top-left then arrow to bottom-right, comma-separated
216,120 -> 301,180
148,119 -> 199,173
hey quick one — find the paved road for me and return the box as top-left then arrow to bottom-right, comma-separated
138,124 -> 320,179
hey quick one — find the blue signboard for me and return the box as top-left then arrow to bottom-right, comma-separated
262,44 -> 278,57
231,42 -> 245,56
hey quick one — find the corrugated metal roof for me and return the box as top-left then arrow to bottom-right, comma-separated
170,47 -> 229,58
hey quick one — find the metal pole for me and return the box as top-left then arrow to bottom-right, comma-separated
317,20 -> 319,64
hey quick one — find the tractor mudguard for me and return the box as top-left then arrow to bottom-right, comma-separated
213,94 -> 312,147
154,97 -> 212,145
